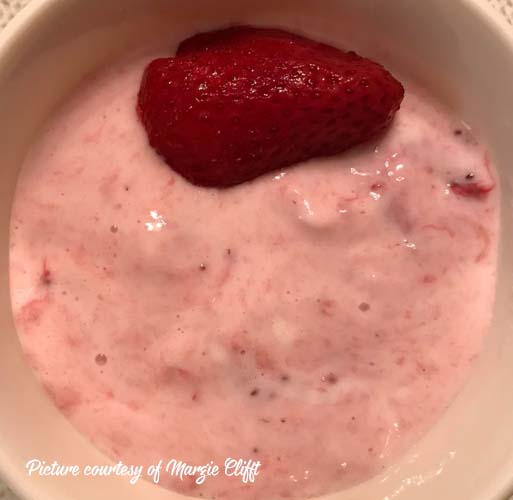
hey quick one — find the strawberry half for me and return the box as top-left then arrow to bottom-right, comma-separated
137,26 -> 405,188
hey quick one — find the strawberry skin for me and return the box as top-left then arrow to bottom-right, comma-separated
138,26 -> 405,187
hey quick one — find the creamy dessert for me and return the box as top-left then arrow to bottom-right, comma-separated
9,31 -> 498,500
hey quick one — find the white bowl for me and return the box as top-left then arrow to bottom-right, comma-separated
1,1 -> 513,499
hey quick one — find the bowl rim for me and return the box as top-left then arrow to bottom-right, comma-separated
0,1 -> 513,500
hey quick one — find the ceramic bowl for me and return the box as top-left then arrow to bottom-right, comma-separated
1,1 -> 513,499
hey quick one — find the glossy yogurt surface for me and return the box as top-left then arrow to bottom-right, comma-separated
9,49 -> 499,500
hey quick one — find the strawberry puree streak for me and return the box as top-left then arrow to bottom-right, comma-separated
9,52 -> 498,500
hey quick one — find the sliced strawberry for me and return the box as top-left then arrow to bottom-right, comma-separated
138,26 -> 405,187
450,182 -> 494,199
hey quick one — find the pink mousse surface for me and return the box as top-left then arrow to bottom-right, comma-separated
9,51 -> 498,500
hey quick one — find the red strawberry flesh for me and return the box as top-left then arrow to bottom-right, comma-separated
450,181 -> 494,199
137,26 -> 405,187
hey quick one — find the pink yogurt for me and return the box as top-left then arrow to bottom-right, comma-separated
9,48 -> 498,500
